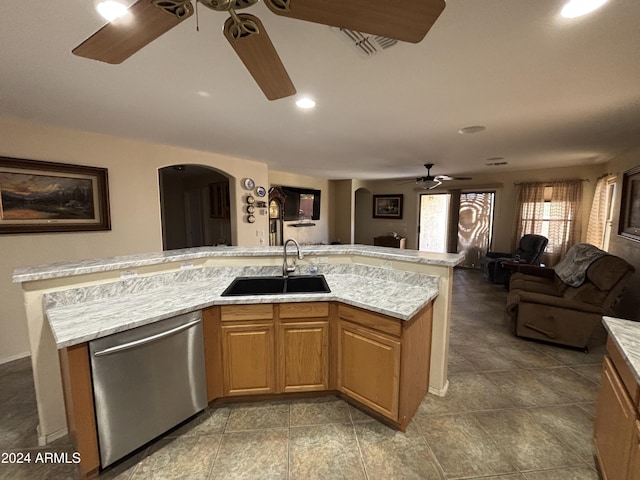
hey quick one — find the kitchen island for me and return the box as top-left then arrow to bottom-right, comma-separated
13,245 -> 463,475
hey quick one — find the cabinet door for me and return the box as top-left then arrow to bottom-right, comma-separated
594,356 -> 636,480
221,324 -> 275,396
279,321 -> 329,393
629,421 -> 640,480
338,320 -> 401,420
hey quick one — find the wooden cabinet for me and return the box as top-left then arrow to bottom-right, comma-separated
374,236 -> 406,249
59,344 -> 100,479
594,337 -> 640,480
278,303 -> 329,393
220,304 -> 276,396
203,300 -> 433,431
337,303 -> 432,429
630,421 -> 640,480
338,319 -> 401,419
212,303 -> 330,397
595,356 -> 636,479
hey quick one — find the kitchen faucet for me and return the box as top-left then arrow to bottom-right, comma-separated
283,238 -> 303,277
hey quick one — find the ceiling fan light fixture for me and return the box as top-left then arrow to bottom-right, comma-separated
96,1 -> 129,22
419,179 -> 442,190
561,0 -> 608,18
295,97 -> 316,109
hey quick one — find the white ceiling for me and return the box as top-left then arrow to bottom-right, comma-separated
1,0 -> 639,180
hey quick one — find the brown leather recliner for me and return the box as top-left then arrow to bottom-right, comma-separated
505,244 -> 635,350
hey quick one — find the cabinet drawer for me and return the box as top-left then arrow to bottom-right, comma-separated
607,337 -> 640,404
221,304 -> 273,322
338,305 -> 401,337
280,302 -> 329,320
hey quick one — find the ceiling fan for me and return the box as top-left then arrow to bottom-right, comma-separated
72,0 -> 446,101
405,163 -> 472,189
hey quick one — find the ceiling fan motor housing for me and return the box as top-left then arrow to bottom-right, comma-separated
200,0 -> 259,12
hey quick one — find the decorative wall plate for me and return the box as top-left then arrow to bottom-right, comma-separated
246,195 -> 255,204
247,215 -> 256,223
242,178 -> 255,190
246,205 -> 255,214
256,186 -> 266,197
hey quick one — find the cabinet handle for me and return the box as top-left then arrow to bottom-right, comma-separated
93,319 -> 201,357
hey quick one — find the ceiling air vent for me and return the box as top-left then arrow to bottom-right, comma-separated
485,160 -> 508,166
331,27 -> 398,57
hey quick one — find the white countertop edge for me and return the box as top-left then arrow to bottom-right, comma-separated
603,316 -> 640,385
13,245 -> 464,283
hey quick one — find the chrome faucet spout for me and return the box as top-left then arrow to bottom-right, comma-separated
283,238 -> 303,278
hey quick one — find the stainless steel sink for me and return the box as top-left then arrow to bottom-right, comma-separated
221,275 -> 330,296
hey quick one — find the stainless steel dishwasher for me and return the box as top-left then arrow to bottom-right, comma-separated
89,311 -> 207,467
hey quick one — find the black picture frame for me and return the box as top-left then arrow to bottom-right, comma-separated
373,194 -> 404,219
619,165 -> 640,242
0,156 -> 111,234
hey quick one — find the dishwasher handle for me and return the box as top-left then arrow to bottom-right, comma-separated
93,318 -> 201,357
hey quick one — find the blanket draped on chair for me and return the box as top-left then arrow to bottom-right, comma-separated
553,243 -> 607,287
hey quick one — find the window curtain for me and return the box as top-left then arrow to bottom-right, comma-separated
514,182 -> 546,243
586,175 -> 610,249
548,180 -> 582,262
515,180 -> 583,265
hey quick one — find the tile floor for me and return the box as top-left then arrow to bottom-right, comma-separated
0,268 -> 605,479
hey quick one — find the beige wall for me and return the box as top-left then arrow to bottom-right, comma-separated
269,170 -> 330,245
352,164 -> 606,251
0,117 -> 268,362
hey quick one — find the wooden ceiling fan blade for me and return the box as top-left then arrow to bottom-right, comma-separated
73,0 -> 194,64
223,13 -> 296,101
264,0 -> 445,44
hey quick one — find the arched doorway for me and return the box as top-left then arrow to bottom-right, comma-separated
158,165 -> 232,250
354,187 -> 372,245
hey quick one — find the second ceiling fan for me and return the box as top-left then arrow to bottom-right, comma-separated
72,0 -> 446,100
405,163 -> 472,190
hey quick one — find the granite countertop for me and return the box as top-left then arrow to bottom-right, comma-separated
12,245 -> 464,283
45,265 -> 440,348
603,316 -> 640,385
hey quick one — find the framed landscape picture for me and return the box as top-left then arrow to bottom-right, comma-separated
373,194 -> 403,219
0,157 -> 111,234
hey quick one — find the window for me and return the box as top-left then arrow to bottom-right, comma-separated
516,181 -> 583,264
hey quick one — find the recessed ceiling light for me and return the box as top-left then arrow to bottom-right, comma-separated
561,0 -> 608,18
295,97 -> 316,109
457,125 -> 486,135
196,91 -> 211,97
96,1 -> 128,22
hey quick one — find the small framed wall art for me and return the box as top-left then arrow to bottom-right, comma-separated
373,194 -> 404,219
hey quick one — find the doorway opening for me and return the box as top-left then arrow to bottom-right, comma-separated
418,191 -> 495,268
159,165 -> 232,250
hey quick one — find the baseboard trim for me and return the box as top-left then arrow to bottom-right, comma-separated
36,424 -> 69,446
0,351 -> 30,365
428,379 -> 449,397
